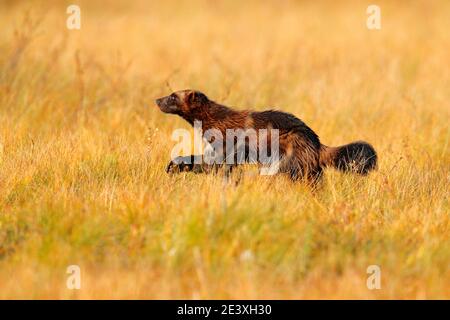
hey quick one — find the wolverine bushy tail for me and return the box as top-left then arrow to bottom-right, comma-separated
320,141 -> 377,175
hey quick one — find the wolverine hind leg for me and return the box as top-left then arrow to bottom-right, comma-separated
278,138 -> 323,185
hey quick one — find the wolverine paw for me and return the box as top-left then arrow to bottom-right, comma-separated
166,155 -> 206,174
166,156 -> 194,174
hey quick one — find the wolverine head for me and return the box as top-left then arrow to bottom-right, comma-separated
155,90 -> 209,115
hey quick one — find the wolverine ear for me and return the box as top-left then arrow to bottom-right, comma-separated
186,91 -> 208,106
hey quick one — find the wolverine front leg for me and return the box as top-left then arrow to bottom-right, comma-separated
166,155 -> 207,174
165,155 -> 231,175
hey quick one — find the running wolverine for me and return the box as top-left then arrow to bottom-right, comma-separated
155,90 -> 377,183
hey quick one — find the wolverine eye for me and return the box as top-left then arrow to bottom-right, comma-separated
168,94 -> 177,104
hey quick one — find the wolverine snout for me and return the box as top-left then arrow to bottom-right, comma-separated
155,95 -> 179,114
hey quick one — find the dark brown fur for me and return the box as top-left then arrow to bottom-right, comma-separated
155,90 -> 377,183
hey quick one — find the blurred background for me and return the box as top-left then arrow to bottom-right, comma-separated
0,0 -> 449,299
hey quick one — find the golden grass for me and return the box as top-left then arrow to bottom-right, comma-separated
0,0 -> 449,299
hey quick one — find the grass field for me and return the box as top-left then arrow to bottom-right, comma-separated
0,0 -> 449,299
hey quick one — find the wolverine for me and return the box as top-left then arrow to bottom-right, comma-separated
155,89 -> 377,184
